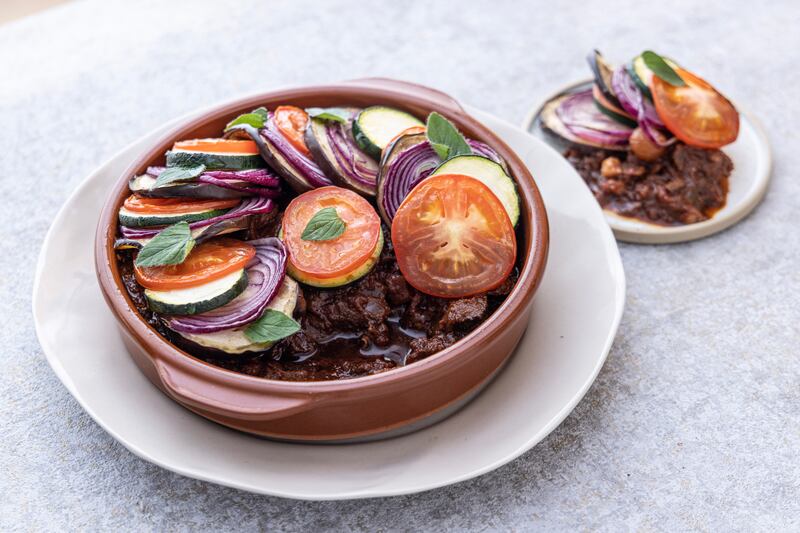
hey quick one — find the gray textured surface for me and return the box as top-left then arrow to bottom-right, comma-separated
2,0 -> 798,530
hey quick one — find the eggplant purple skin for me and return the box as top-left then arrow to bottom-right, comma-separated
128,176 -> 251,200
587,49 -> 623,109
304,107 -> 378,198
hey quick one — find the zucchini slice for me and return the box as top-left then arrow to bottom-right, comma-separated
145,269 -> 248,315
629,54 -> 680,99
118,204 -> 231,227
175,277 -> 299,354
430,155 -> 520,226
165,150 -> 264,171
286,230 -> 384,288
353,106 -> 424,159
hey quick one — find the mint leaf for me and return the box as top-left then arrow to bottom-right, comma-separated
301,207 -> 346,241
154,164 -> 206,188
642,51 -> 686,87
426,112 -> 472,161
306,107 -> 350,124
134,222 -> 195,267
225,107 -> 269,131
244,309 -> 301,343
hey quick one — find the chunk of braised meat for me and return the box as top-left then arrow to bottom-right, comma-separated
269,329 -> 317,362
435,296 -> 488,334
407,333 -> 458,364
488,268 -> 519,297
304,280 -> 393,346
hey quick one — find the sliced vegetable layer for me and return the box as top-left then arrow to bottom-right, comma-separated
167,237 -> 288,334
281,186 -> 382,287
119,196 -> 275,242
391,174 -> 516,299
167,138 -> 264,170
134,238 -> 256,291
119,195 -> 240,227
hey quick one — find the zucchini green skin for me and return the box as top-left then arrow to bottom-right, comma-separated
145,270 -> 248,315
353,106 -> 424,160
352,118 -> 382,160
165,150 -> 264,170
629,55 -> 680,100
430,155 -> 520,226
118,207 -> 229,227
286,231 -> 384,288
594,100 -> 639,128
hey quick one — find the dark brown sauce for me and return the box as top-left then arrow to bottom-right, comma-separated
565,143 -> 733,226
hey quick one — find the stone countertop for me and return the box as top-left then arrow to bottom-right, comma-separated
2,0 -> 798,530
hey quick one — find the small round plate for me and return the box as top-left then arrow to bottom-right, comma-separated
523,80 -> 772,244
33,102 -> 625,500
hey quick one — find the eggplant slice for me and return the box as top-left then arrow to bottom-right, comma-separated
305,107 -> 378,197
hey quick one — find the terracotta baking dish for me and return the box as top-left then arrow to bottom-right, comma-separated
95,78 -> 549,442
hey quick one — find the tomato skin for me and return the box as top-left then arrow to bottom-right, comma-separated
123,195 -> 240,214
391,174 -> 516,299
651,68 -> 739,149
274,106 -> 311,157
282,186 -> 381,280
134,238 -> 255,290
173,138 -> 258,154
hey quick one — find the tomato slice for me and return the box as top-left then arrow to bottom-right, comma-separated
282,186 -> 381,280
123,195 -> 240,214
173,138 -> 258,154
391,174 -> 516,298
134,238 -> 255,290
651,68 -> 739,149
274,106 -> 311,157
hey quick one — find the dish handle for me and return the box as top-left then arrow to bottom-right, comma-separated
153,358 -> 312,421
341,77 -> 466,115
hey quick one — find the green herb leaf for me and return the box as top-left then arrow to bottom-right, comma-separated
301,207 -> 346,241
306,107 -> 350,124
225,106 -> 269,131
154,164 -> 206,188
426,112 -> 472,161
244,309 -> 301,343
641,50 -> 686,87
134,222 -> 195,267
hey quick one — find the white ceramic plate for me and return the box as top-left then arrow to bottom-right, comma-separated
33,104 -> 625,500
523,80 -> 772,244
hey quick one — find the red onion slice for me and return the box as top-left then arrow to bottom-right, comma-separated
611,67 -> 675,147
555,89 -> 633,146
